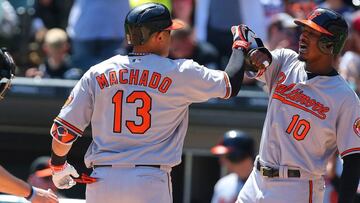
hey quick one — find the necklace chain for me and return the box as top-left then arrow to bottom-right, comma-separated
128,52 -> 151,56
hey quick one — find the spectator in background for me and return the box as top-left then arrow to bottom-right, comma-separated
283,0 -> 316,19
0,0 -> 18,50
32,0 -> 72,32
129,0 -> 171,10
25,28 -> 82,79
194,0 -> 266,68
67,0 -> 130,71
169,20 -> 219,69
129,0 -> 193,25
0,0 -> 18,38
266,12 -> 299,51
319,0 -> 354,22
172,0 -> 193,25
210,130 -> 255,203
339,12 -> 360,95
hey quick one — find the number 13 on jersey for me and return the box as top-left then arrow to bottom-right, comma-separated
112,90 -> 152,134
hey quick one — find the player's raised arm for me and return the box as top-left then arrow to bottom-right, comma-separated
224,25 -> 272,97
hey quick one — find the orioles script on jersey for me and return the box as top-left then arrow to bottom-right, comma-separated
96,69 -> 172,93
272,72 -> 329,120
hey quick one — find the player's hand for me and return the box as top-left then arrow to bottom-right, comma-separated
248,48 -> 272,71
231,24 -> 253,50
51,162 -> 79,189
31,187 -> 58,203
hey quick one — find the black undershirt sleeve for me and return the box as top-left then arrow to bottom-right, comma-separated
224,49 -> 245,97
338,153 -> 360,203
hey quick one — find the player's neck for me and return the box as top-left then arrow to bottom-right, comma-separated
133,46 -> 162,56
305,57 -> 335,75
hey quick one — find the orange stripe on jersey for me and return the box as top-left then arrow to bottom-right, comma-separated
273,93 -> 325,120
340,148 -> 360,157
222,72 -> 231,99
309,180 -> 313,203
54,117 -> 83,135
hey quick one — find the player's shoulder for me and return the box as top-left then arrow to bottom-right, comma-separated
175,58 -> 205,72
271,48 -> 298,59
154,55 -> 189,67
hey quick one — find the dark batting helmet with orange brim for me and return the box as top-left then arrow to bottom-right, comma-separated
124,3 -> 184,46
294,8 -> 348,54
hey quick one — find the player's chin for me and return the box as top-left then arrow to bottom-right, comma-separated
298,53 -> 307,62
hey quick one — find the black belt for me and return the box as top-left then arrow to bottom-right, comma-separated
93,164 -> 161,169
256,161 -> 300,178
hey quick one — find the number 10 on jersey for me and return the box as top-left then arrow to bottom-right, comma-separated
286,114 -> 311,140
112,90 -> 152,134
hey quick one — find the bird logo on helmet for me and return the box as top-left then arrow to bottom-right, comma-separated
294,8 -> 348,55
124,3 -> 184,46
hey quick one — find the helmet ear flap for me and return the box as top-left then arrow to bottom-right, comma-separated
318,36 -> 334,55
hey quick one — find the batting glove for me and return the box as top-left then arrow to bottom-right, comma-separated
231,24 -> 254,50
50,162 -> 79,189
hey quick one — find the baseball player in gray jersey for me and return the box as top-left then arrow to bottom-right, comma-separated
237,8 -> 360,203
47,3 -> 270,203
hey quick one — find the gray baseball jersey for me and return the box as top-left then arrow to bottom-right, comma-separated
53,54 -> 230,168
248,48 -> 360,176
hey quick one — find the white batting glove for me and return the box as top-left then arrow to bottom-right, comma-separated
50,162 -> 79,189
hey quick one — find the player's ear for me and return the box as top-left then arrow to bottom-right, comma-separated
156,31 -> 169,42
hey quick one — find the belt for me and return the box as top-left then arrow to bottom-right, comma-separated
93,164 -> 161,169
256,161 -> 300,178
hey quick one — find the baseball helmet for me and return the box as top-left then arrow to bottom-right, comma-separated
124,3 -> 184,46
211,130 -> 255,163
0,48 -> 15,100
294,8 -> 348,55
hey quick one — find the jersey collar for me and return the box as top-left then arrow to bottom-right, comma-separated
306,68 -> 338,80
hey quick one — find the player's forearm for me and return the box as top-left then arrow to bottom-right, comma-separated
338,154 -> 360,203
51,138 -> 72,165
0,165 -> 31,197
224,49 -> 245,97
52,138 -> 72,156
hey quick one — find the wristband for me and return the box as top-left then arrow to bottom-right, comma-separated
25,186 -> 36,201
49,160 -> 68,173
51,150 -> 67,166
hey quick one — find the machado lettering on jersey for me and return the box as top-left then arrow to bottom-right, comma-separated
95,68 -> 172,94
272,72 -> 329,120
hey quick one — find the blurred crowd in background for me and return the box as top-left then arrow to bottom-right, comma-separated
0,0 -> 358,92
